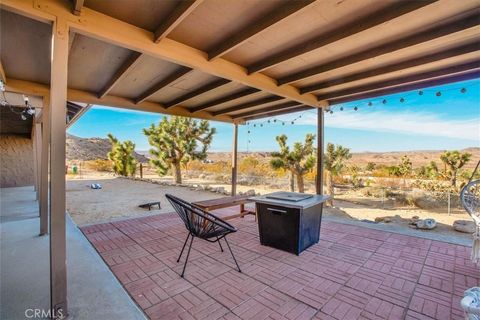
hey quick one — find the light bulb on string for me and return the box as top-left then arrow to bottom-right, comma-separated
354,106 -> 358,111
461,88 -> 467,93
382,99 -> 387,104
436,91 -> 441,97
329,110 -> 333,114
340,107 -> 343,111
368,102 -> 372,106
291,121 -> 294,125
282,122 -> 285,125
400,98 -> 405,103
418,90 -> 423,96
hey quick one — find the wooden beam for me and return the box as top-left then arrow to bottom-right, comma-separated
212,96 -> 284,116
0,58 -> 6,84
301,42 -> 480,94
247,0 -> 436,74
316,108 -> 324,195
243,105 -> 314,121
232,101 -> 302,119
164,78 -> 230,108
135,67 -> 192,104
49,17 -> 68,318
154,0 -> 204,43
67,103 -> 91,128
231,124 -> 238,196
39,95 -> 49,236
72,0 -> 83,15
318,61 -> 480,101
5,78 -> 237,123
1,0 -> 319,107
98,52 -> 142,98
329,70 -> 480,105
190,87 -> 259,113
208,0 -> 314,60
278,12 -> 480,85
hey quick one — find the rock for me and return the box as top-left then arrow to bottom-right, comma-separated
415,218 -> 437,230
199,174 -> 206,179
375,216 -> 392,223
245,189 -> 256,196
453,220 -> 476,233
215,187 -> 226,194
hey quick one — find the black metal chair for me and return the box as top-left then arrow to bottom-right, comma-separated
165,194 -> 241,277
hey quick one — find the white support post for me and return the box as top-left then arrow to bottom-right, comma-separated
39,96 -> 49,236
49,18 -> 69,319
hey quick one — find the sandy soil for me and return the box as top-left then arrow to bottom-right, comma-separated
66,175 -> 473,244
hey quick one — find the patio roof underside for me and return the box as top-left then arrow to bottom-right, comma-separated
1,0 -> 479,124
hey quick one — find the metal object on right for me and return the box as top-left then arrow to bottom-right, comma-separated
251,192 -> 330,255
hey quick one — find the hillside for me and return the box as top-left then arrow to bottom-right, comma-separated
66,134 -> 148,162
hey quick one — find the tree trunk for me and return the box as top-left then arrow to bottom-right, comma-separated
172,163 -> 182,184
450,171 -> 456,188
296,174 -> 305,193
289,171 -> 295,192
326,170 -> 334,206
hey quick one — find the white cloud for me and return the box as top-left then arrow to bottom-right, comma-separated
276,110 -> 480,141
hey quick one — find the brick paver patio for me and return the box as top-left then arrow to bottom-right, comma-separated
80,208 -> 479,320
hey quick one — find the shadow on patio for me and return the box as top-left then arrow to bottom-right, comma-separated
81,206 -> 480,320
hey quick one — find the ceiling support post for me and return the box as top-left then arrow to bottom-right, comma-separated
316,108 -> 324,195
231,124 -> 238,196
39,96 -> 50,236
49,18 -> 69,319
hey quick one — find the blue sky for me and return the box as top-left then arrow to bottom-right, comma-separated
68,79 -> 480,153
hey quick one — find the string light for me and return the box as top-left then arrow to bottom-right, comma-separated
243,82 -> 477,128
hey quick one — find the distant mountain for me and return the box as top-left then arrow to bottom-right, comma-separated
66,134 -> 148,162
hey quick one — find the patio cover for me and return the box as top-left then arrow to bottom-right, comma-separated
1,0 -> 479,317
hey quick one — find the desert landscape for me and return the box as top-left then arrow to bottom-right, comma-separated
65,134 -> 477,244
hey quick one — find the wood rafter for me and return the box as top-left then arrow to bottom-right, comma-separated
1,0 -> 320,108
4,78 -> 236,123
98,52 -> 142,98
247,0 -> 436,74
207,0 -> 314,60
189,88 -> 259,113
317,61 -> 480,101
212,96 -> 284,116
301,42 -> 480,94
164,78 -> 230,108
329,70 -> 480,105
154,0 -> 204,43
243,105 -> 313,121
72,0 -> 83,16
135,67 -> 192,104
232,101 -> 302,119
278,12 -> 480,85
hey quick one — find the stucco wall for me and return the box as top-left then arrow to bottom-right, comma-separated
0,135 -> 34,188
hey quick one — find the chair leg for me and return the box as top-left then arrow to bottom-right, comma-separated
217,237 -> 224,252
177,233 -> 190,263
224,237 -> 241,273
180,236 -> 194,278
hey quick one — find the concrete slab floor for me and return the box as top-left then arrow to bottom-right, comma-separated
1,187 -> 146,320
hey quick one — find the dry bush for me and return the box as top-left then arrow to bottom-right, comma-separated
84,159 -> 112,172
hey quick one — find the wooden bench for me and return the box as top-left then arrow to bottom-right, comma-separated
193,195 -> 255,220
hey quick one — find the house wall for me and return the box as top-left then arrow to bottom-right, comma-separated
0,134 -> 34,188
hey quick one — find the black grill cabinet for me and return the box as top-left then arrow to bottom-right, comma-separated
250,192 -> 330,255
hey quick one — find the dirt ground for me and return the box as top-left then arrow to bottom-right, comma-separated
66,175 -> 474,244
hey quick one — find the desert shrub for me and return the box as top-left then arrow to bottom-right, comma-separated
91,159 -> 112,172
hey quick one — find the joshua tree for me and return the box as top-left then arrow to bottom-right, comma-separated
270,134 -> 316,193
398,155 -> 413,186
440,150 -> 471,188
143,116 -> 215,184
107,134 -> 137,177
365,162 -> 376,172
324,143 -> 351,205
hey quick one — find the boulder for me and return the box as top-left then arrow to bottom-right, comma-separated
245,189 -> 256,196
415,218 -> 437,230
453,220 -> 476,233
375,216 -> 393,223
216,187 -> 226,194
